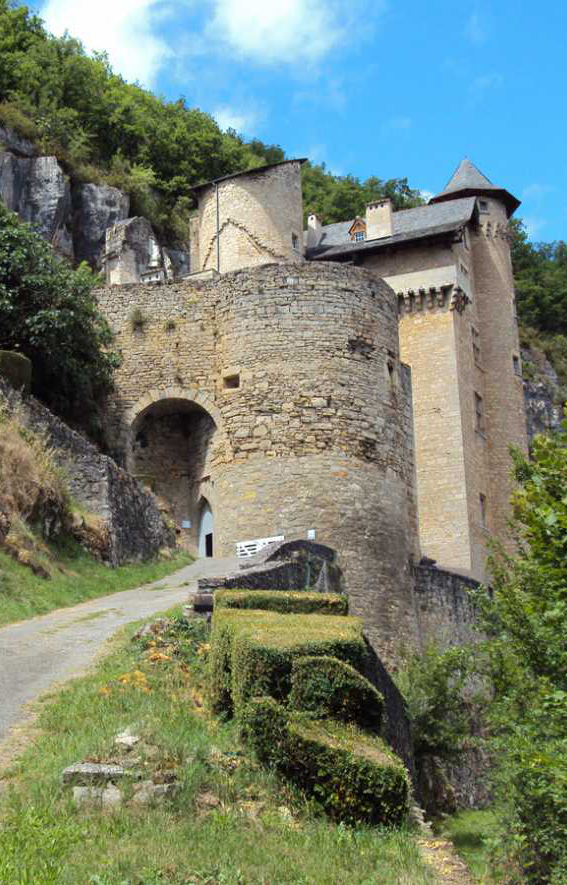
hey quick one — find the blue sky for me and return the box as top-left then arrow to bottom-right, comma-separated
34,0 -> 566,241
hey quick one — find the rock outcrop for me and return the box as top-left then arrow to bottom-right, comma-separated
0,125 -> 188,276
73,183 -> 130,268
522,346 -> 564,445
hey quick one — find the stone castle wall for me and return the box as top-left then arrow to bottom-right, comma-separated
96,261 -> 419,659
197,162 -> 304,274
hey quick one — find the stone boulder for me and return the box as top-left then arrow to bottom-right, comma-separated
0,123 -> 36,157
105,216 -> 163,284
522,347 -> 564,445
73,183 -> 129,268
0,151 -> 74,260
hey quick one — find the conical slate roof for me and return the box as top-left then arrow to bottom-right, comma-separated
430,158 -> 520,217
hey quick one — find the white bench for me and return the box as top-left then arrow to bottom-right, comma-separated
236,535 -> 284,558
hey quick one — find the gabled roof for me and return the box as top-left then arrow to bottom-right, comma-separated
429,158 -> 520,217
306,197 -> 478,259
191,158 -> 307,194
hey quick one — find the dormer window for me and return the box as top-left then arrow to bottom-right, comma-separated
349,218 -> 366,242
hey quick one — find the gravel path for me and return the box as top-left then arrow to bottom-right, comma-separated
0,556 -> 236,745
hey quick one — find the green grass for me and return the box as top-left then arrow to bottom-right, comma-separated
0,612 -> 435,885
0,538 -> 192,627
434,808 -> 500,882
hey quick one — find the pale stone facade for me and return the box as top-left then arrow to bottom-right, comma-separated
193,160 -> 305,274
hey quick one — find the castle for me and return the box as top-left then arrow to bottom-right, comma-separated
97,157 -> 527,657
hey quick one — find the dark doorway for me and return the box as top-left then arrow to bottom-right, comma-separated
205,532 -> 213,558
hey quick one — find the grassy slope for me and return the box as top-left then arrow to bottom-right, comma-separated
0,611 -> 434,885
0,538 -> 191,627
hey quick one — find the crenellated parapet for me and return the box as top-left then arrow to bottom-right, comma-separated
397,284 -> 469,316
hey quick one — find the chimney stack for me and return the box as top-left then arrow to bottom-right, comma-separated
365,199 -> 393,240
306,213 -> 323,249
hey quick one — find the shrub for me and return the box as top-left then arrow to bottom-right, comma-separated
0,351 -> 32,393
241,697 -> 409,826
209,608 -> 368,717
289,655 -> 383,730
214,589 -> 348,616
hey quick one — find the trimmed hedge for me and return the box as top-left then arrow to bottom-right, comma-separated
241,697 -> 409,826
215,589 -> 348,616
289,655 -> 384,730
209,608 -> 368,716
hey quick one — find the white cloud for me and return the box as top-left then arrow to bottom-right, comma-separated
523,217 -> 547,239
419,189 -> 434,202
465,10 -> 486,45
212,105 -> 260,133
384,116 -> 412,132
522,183 -> 553,200
207,0 -> 379,65
40,0 -> 172,87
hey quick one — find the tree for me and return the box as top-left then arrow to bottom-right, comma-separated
475,430 -> 567,883
0,203 -> 119,427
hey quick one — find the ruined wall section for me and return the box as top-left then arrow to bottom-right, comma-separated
197,162 -> 304,274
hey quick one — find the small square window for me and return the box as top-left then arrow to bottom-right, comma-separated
479,200 -> 489,213
355,231 -> 364,242
223,373 -> 240,390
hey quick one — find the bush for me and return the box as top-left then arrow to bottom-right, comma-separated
0,351 -> 32,393
241,697 -> 409,826
214,589 -> 348,616
209,609 -> 368,717
289,655 -> 383,730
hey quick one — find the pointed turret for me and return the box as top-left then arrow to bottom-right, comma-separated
430,158 -> 520,217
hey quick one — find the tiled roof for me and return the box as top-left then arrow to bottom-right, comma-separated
306,197 -> 477,258
430,157 -> 520,216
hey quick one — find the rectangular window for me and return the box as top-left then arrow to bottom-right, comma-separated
513,354 -> 521,375
479,493 -> 487,528
223,373 -> 240,390
479,199 -> 489,213
475,392 -> 485,434
471,327 -> 481,366
291,233 -> 299,251
355,231 -> 364,242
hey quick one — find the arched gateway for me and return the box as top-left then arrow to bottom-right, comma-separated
127,392 -> 220,557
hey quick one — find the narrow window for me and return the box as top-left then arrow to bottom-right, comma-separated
471,327 -> 481,366
291,233 -> 299,251
463,227 -> 469,250
513,354 -> 521,375
479,199 -> 489,213
479,493 -> 487,528
475,392 -> 485,434
223,373 -> 240,390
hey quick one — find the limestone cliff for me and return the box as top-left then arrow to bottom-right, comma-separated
0,124 -> 187,278
522,346 -> 565,445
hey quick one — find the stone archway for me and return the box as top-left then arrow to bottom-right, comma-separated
127,390 -> 222,556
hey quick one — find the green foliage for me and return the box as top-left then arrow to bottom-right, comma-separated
395,644 -> 477,762
209,608 -> 368,717
214,589 -> 348,616
473,427 -> 567,882
510,218 -> 567,336
289,655 -> 383,731
0,203 -> 119,423
301,162 -> 424,225
241,697 -> 409,826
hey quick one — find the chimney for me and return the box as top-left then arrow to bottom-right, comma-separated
365,199 -> 393,240
306,213 -> 322,249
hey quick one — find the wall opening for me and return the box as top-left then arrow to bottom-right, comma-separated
199,500 -> 214,558
130,398 -> 217,556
